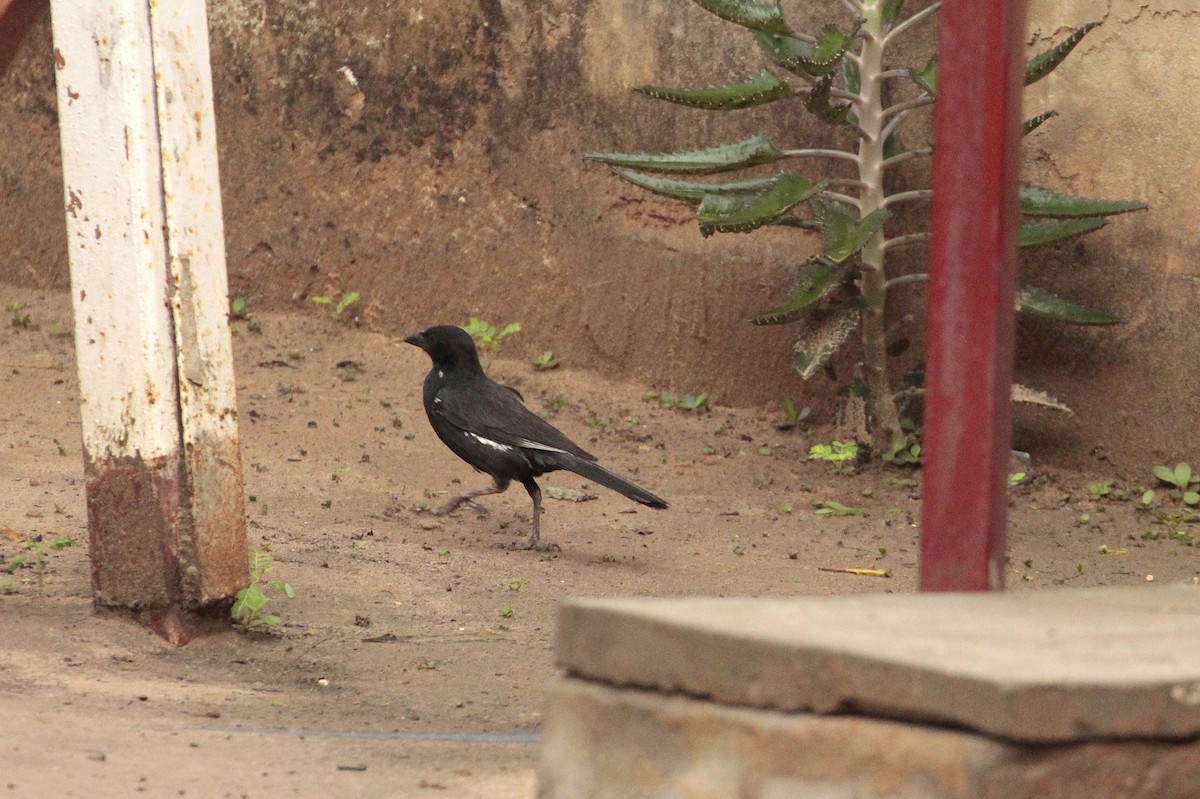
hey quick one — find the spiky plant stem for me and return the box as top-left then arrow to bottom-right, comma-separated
855,0 -> 904,454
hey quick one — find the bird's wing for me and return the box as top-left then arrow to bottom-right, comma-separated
431,377 -> 596,461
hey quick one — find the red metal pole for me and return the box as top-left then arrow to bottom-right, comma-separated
0,0 -> 47,76
920,0 -> 1027,591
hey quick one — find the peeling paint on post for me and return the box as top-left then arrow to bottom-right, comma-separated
49,0 -> 248,642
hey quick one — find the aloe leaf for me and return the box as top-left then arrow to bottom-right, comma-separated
883,130 -> 905,160
750,257 -> 844,325
1012,384 -> 1073,414
754,21 -> 862,79
634,69 -> 792,110
812,199 -> 892,263
1016,285 -> 1119,325
1019,217 -> 1108,247
611,168 -> 787,202
793,305 -> 861,380
882,0 -> 905,25
910,57 -> 937,95
842,56 -> 861,95
689,0 -> 791,35
1019,185 -> 1147,219
803,75 -> 853,125
1023,110 -> 1058,137
1025,21 -> 1101,86
697,172 -> 826,236
585,134 -> 783,175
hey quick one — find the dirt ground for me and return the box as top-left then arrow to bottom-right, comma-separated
2,285 -> 1198,798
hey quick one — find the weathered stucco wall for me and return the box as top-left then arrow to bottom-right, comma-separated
0,0 -> 1196,474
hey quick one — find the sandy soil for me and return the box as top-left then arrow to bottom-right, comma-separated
2,286 -> 1197,797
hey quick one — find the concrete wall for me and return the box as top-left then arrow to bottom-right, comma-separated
0,0 -> 1196,474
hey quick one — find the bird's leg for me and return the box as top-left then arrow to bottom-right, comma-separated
504,477 -> 558,551
523,479 -> 542,550
434,477 -> 509,517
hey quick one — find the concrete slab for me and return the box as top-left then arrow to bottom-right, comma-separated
555,584 -> 1200,742
540,677 -> 1200,799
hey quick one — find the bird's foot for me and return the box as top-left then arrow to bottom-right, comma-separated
495,536 -> 559,552
432,498 -> 489,518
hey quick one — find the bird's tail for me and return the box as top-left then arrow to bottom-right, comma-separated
558,456 -> 668,509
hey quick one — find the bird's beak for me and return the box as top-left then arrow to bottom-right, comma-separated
404,331 -> 426,349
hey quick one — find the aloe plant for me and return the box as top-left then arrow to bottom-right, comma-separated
587,1 -> 1146,460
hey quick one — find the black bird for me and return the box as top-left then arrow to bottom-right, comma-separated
405,325 -> 667,549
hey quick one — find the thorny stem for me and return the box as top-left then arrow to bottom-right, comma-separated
882,1 -> 942,48
882,147 -> 932,170
883,189 -> 933,208
855,0 -> 903,454
885,273 -> 930,290
880,95 -> 935,120
839,0 -> 865,17
880,103 -> 927,147
820,190 -> 863,209
782,148 -> 860,162
827,178 -> 870,190
883,232 -> 931,251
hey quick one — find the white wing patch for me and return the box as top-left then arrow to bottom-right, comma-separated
466,431 -> 515,454
515,438 -> 569,454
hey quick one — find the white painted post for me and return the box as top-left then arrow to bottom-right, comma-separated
50,0 -> 247,642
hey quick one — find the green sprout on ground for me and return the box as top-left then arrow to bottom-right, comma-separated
229,296 -> 249,319
643,391 -> 709,412
1087,479 -> 1115,501
3,536 -> 73,587
1008,472 -> 1027,490
231,549 -> 294,629
532,350 -> 559,370
809,440 -> 858,475
463,317 -> 521,364
1153,463 -> 1200,506
813,499 -> 862,517
312,291 -> 361,319
7,300 -> 33,329
773,395 -> 811,430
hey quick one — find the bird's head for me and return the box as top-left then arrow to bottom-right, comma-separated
404,325 -> 484,373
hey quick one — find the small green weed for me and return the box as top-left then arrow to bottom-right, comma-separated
531,350 -> 559,371
809,441 -> 858,475
1007,472 -> 1027,489
813,499 -> 862,517
1087,480 -> 1115,501
643,391 -> 708,412
773,395 -> 811,431
463,317 -> 521,359
1153,463 -> 1200,506
4,536 -> 73,584
231,549 -> 294,629
312,291 -> 361,319
229,297 -> 249,319
883,437 -> 921,466
540,393 -> 567,419
6,300 -> 33,329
